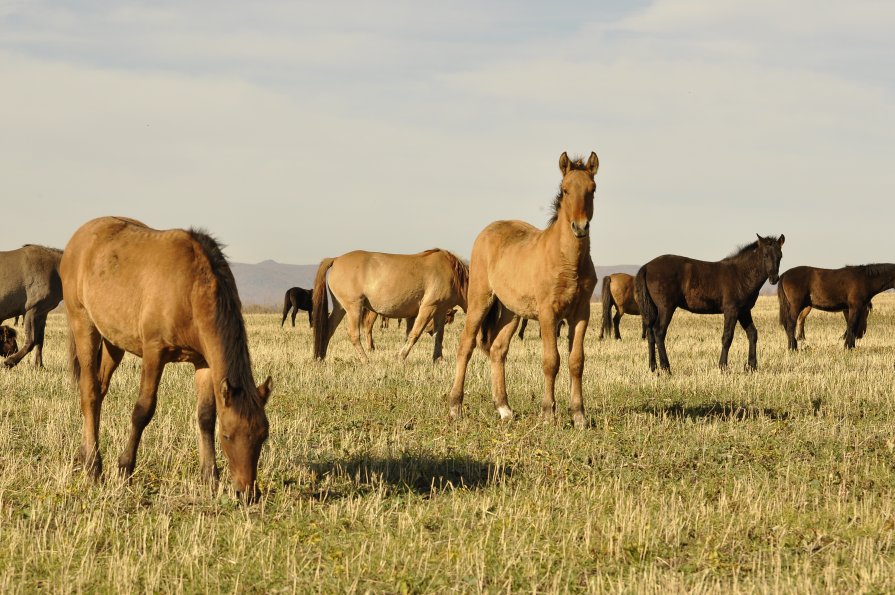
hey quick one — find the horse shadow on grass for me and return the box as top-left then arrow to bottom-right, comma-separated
300,453 -> 514,500
636,401 -> 791,421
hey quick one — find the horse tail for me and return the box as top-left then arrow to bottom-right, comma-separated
281,289 -> 292,327
777,281 -> 791,329
635,266 -> 656,331
600,276 -> 613,338
312,258 -> 335,360
477,299 -> 502,355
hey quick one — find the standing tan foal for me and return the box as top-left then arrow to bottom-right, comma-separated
448,152 -> 599,428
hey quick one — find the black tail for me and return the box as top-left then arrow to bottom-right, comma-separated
600,276 -> 613,339
635,266 -> 656,332
312,258 -> 335,359
777,282 -> 792,330
477,299 -> 502,355
281,290 -> 292,327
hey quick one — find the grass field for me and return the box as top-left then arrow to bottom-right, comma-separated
1,295 -> 894,593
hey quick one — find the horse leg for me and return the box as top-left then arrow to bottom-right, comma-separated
362,309 -> 377,351
194,367 -> 219,484
2,309 -> 36,368
326,300 -> 346,342
517,319 -> 527,341
307,308 -> 313,328
342,303 -> 369,363
448,293 -> 493,420
796,306 -> 810,341
98,341 -> 125,397
655,306 -> 675,373
613,311 -> 622,341
568,302 -> 590,429
31,312 -> 48,367
738,310 -> 759,370
404,317 -> 414,339
647,322 -> 658,372
290,305 -> 298,327
70,315 -> 104,478
281,299 -> 290,327
431,312 -> 447,362
843,305 -> 861,350
718,311 -> 737,370
538,310 -> 561,423
487,310 -> 520,421
118,350 -> 166,476
399,304 -> 437,361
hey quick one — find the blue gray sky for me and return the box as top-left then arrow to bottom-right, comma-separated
2,1 -> 892,267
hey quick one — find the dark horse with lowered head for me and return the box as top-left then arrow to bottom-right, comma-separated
281,287 -> 313,328
1,244 -> 63,368
778,264 -> 894,350
636,235 -> 785,372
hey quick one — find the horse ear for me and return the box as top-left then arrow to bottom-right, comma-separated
559,152 -> 571,174
586,152 -> 599,176
257,375 -> 273,406
755,233 -> 765,245
221,379 -> 233,407
778,234 -> 785,245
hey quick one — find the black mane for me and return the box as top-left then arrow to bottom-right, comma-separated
847,263 -> 895,277
547,156 -> 589,226
188,228 -> 261,410
726,236 -> 781,259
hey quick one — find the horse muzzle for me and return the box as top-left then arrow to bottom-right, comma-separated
768,273 -> 780,285
570,221 -> 590,239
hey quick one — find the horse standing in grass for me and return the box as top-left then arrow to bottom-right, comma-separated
778,265 -> 893,350
636,235 -> 785,372
0,244 -> 63,368
448,152 -> 599,428
599,272 -> 644,341
61,217 -> 272,500
312,249 -> 468,363
281,287 -> 313,328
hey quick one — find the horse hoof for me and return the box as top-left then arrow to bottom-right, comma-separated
572,413 -> 586,429
449,404 -> 463,420
497,406 -> 514,421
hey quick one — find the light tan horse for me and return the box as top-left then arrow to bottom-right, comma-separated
599,272 -> 644,341
312,249 -> 468,362
61,217 -> 272,500
362,307 -> 457,351
448,152 -> 599,428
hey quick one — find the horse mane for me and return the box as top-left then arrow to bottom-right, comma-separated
420,248 -> 469,302
22,244 -> 63,254
547,155 -> 589,226
847,263 -> 895,277
725,236 -> 782,260
188,229 -> 261,411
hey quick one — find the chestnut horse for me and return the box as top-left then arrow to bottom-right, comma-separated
778,264 -> 894,350
281,286 -> 313,328
362,307 -> 457,352
448,152 -> 599,428
599,272 -> 644,341
312,249 -> 468,362
636,235 -> 785,372
61,217 -> 272,500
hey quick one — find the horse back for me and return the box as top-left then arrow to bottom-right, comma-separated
0,245 -> 62,318
643,255 -> 733,314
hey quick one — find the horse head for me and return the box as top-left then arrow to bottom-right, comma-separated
217,376 -> 273,501
756,234 -> 785,284
557,151 -> 599,239
0,326 -> 18,357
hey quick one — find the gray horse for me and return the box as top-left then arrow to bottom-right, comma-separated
0,245 -> 63,367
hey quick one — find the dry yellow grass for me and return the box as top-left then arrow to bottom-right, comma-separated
0,295 -> 894,593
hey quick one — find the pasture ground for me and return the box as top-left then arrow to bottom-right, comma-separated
1,295 -> 894,593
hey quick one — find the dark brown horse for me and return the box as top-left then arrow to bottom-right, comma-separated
599,272 -> 644,341
0,244 -> 63,368
0,326 -> 17,357
778,264 -> 894,350
61,217 -> 272,500
281,287 -> 313,328
448,152 -> 599,428
636,235 -> 785,372
794,303 -> 872,341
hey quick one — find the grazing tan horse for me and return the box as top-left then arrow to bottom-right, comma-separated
312,249 -> 468,362
448,152 -> 599,428
61,217 -> 272,500
599,272 -> 644,341
362,307 -> 457,351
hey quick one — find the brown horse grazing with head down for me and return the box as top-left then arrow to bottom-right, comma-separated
448,151 -> 599,428
312,249 -> 468,362
794,303 -> 872,341
61,217 -> 272,501
599,273 -> 645,341
361,307 -> 457,351
1,245 -> 63,368
281,287 -> 313,328
636,235 -> 785,373
778,264 -> 894,350
0,326 -> 17,357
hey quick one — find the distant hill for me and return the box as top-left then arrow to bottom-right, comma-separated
230,261 -> 777,308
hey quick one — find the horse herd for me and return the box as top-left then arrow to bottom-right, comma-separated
1,151 -> 893,501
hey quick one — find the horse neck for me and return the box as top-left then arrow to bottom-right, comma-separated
726,250 -> 767,296
197,315 -> 255,392
545,216 -> 590,269
868,264 -> 895,293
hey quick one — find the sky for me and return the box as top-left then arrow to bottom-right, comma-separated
1,1 -> 892,267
